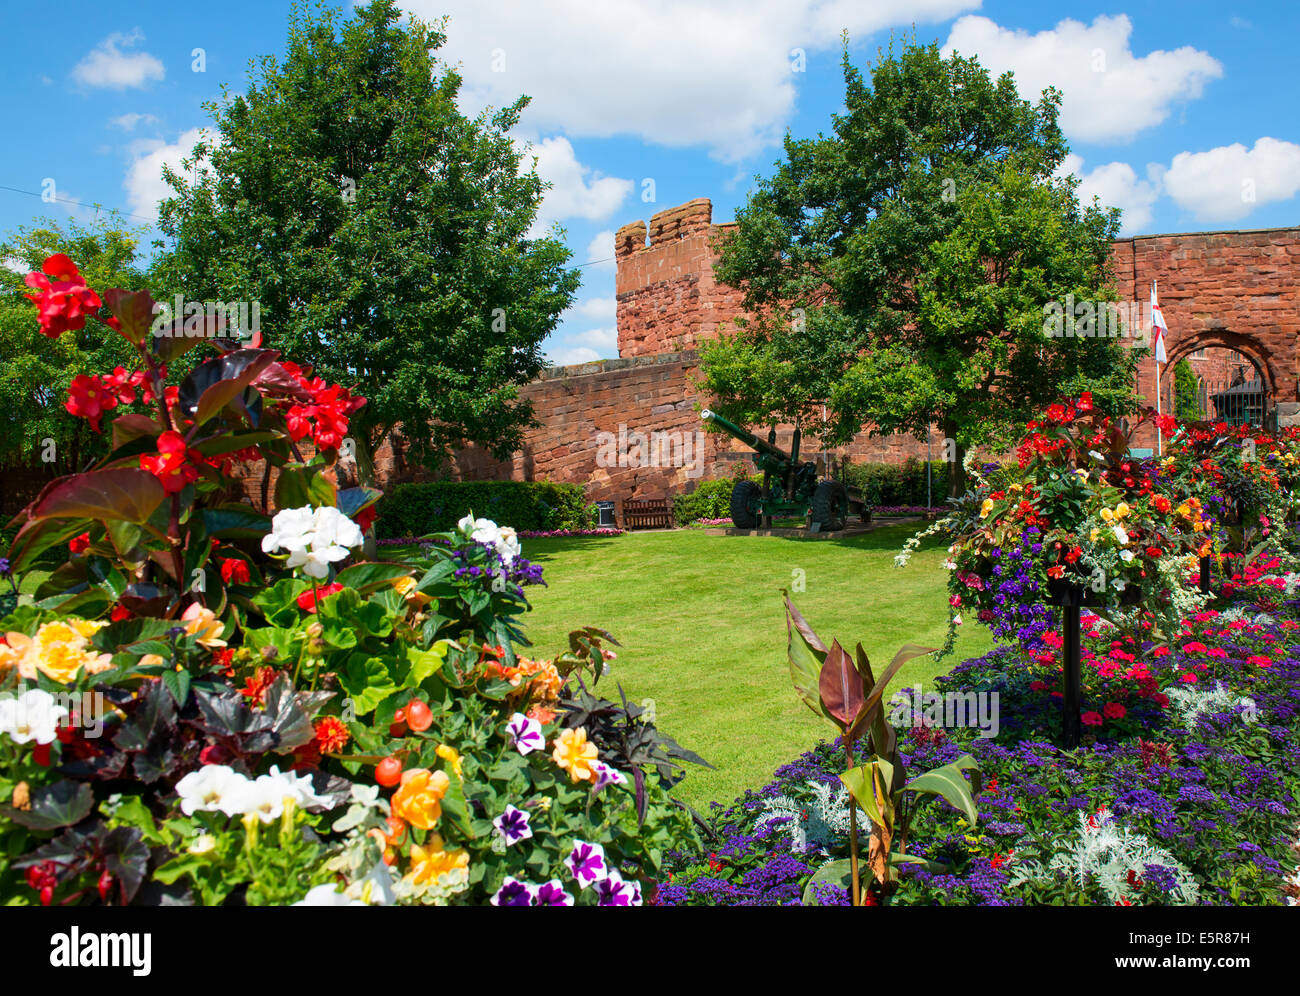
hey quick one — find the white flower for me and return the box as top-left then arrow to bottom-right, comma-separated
457,514 -> 522,565
262,505 -> 364,579
1119,549 -> 1134,562
293,884 -> 365,906
175,765 -> 249,817
1112,524 -> 1129,546
0,689 -> 68,746
494,525 -> 521,565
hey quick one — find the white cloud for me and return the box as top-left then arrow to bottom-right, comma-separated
123,127 -> 212,219
1163,138 -> 1300,222
584,230 -> 617,269
943,14 -> 1222,144
547,344 -> 602,366
523,136 -> 632,235
570,296 -> 616,323
571,326 -> 618,352
1059,153 -> 1161,234
72,29 -> 165,90
109,112 -> 159,131
403,0 -> 980,161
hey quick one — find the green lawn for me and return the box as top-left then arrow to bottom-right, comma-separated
408,523 -> 994,810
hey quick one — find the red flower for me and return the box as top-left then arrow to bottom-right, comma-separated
1103,702 -> 1126,720
296,582 -> 345,613
65,374 -> 117,432
1151,692 -> 1170,708
24,254 -> 102,338
353,504 -> 378,533
139,430 -> 200,494
240,666 -> 280,705
313,716 -> 350,754
68,532 -> 90,555
1081,711 -> 1104,726
1076,391 -> 1093,412
110,604 -> 132,622
219,558 -> 251,584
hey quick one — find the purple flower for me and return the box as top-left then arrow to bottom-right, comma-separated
491,876 -> 535,906
493,805 -> 533,846
565,840 -> 608,887
534,879 -> 574,906
506,712 -> 544,755
591,760 -> 628,791
594,871 -> 641,906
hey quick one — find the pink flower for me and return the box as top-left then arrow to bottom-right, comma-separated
1180,673 -> 1199,684
1081,711 -> 1104,726
1103,702 -> 1126,720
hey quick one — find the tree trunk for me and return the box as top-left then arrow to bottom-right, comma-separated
943,417 -> 966,499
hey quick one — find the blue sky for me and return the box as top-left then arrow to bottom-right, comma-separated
2,1 -> 1297,364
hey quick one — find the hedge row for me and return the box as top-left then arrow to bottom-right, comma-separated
672,475 -> 761,525
843,459 -> 949,508
374,481 -> 596,538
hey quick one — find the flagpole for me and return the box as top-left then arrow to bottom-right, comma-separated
1155,358 -> 1163,456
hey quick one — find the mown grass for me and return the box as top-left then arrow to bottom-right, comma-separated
390,523 -> 994,810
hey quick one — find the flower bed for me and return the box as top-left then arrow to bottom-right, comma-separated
0,257 -> 701,906
661,571 -> 1300,906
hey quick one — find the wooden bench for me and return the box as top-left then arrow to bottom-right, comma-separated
621,497 -> 673,530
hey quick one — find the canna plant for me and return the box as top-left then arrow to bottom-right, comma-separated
784,593 -> 981,905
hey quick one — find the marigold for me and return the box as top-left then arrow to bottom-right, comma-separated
391,768 -> 451,830
552,727 -> 600,783
313,716 -> 350,754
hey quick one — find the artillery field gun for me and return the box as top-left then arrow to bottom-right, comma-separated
700,410 -> 870,532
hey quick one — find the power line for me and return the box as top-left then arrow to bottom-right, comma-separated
0,182 -> 161,226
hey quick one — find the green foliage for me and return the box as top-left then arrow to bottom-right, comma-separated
0,219 -> 148,472
671,471 -> 759,524
375,480 -> 596,537
843,460 -> 949,507
1173,359 -> 1203,421
153,0 -> 581,479
703,39 -> 1138,496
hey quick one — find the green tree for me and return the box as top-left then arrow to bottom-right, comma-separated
0,218 -> 148,474
154,0 -> 580,481
702,40 -> 1139,496
1173,359 -> 1203,421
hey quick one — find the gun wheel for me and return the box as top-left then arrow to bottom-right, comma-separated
811,480 -> 849,532
730,480 -> 762,529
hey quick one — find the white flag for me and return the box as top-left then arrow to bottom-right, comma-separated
1150,280 -> 1168,363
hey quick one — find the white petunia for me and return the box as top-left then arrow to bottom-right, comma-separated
293,884 -> 365,906
175,764 -> 249,817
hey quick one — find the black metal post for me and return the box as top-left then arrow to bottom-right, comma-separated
1199,555 -> 1211,596
1062,584 -> 1082,749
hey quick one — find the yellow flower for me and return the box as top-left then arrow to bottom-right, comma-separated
391,768 -> 451,830
435,744 -> 463,779
393,575 -> 432,607
393,576 -> 417,596
181,603 -> 226,649
1089,528 -> 1100,542
1099,508 -> 1115,523
1114,502 -> 1130,519
0,619 -> 112,684
979,498 -> 995,519
552,727 -> 599,783
1009,483 -> 1023,493
404,834 -> 469,886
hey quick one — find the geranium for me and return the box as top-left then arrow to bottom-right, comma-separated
552,727 -> 599,783
391,768 -> 451,830
1081,711 -> 1104,727
262,506 -> 364,579
24,254 -> 102,338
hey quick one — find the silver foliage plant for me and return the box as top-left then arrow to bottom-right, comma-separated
1007,807 -> 1200,905
756,779 -> 856,855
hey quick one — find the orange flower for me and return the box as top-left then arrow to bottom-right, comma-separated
391,768 -> 451,829
313,716 -> 350,754
552,727 -> 599,783
404,834 -> 469,886
181,602 -> 227,648
0,619 -> 112,684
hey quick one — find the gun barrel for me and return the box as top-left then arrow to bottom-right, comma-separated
701,409 -> 791,463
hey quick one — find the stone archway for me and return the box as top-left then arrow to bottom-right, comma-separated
1161,330 -> 1276,427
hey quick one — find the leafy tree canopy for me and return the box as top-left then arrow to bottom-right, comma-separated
701,38 -> 1141,494
154,0 -> 580,479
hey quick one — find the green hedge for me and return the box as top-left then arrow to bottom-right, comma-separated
374,481 -> 596,538
673,474 -> 761,525
843,459 -> 949,507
